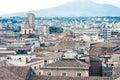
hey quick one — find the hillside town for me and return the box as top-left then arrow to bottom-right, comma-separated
0,13 -> 120,80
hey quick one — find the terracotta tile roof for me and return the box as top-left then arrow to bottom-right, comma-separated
0,66 -> 30,80
56,40 -> 85,50
0,51 -> 16,56
0,53 -> 15,56
0,61 -> 30,80
90,42 -> 118,56
57,41 -> 75,48
36,51 -> 62,58
0,67 -> 23,80
92,42 -> 118,48
46,46 -> 60,51
30,58 -> 42,63
7,66 -> 30,79
15,45 -> 32,50
0,61 -> 13,67
30,75 -> 112,80
41,59 -> 89,69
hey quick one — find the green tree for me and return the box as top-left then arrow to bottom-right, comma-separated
13,26 -> 21,32
49,26 -> 63,34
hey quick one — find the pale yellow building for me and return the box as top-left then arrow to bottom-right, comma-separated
39,59 -> 90,77
107,51 -> 120,67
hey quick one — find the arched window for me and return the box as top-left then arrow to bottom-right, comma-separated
44,60 -> 47,65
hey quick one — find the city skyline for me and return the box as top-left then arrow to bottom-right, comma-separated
0,7 -> 120,80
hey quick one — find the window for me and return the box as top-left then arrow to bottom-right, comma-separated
103,72 -> 107,76
39,65 -> 41,68
54,59 -> 56,62
25,30 -> 27,34
47,72 -> 51,76
28,49 -> 31,51
44,60 -> 47,65
39,72 -> 41,75
77,73 -> 81,77
7,57 -> 11,59
62,72 -> 67,76
34,66 -> 36,70
18,58 -> 21,61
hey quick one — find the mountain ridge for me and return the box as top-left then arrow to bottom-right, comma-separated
1,0 -> 120,17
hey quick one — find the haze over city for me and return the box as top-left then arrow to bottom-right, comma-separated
0,0 -> 120,80
1,0 -> 120,17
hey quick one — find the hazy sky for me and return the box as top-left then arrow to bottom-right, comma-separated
0,0 -> 71,15
91,0 -> 120,8
0,0 -> 120,15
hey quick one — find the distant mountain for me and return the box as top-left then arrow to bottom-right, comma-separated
2,0 -> 120,17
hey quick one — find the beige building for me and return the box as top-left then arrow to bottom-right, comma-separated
20,13 -> 35,34
72,28 -> 100,36
21,20 -> 33,34
79,34 -> 100,42
26,13 -> 35,30
107,51 -> 120,67
41,25 -> 50,35
39,59 -> 89,77
28,51 -> 63,75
